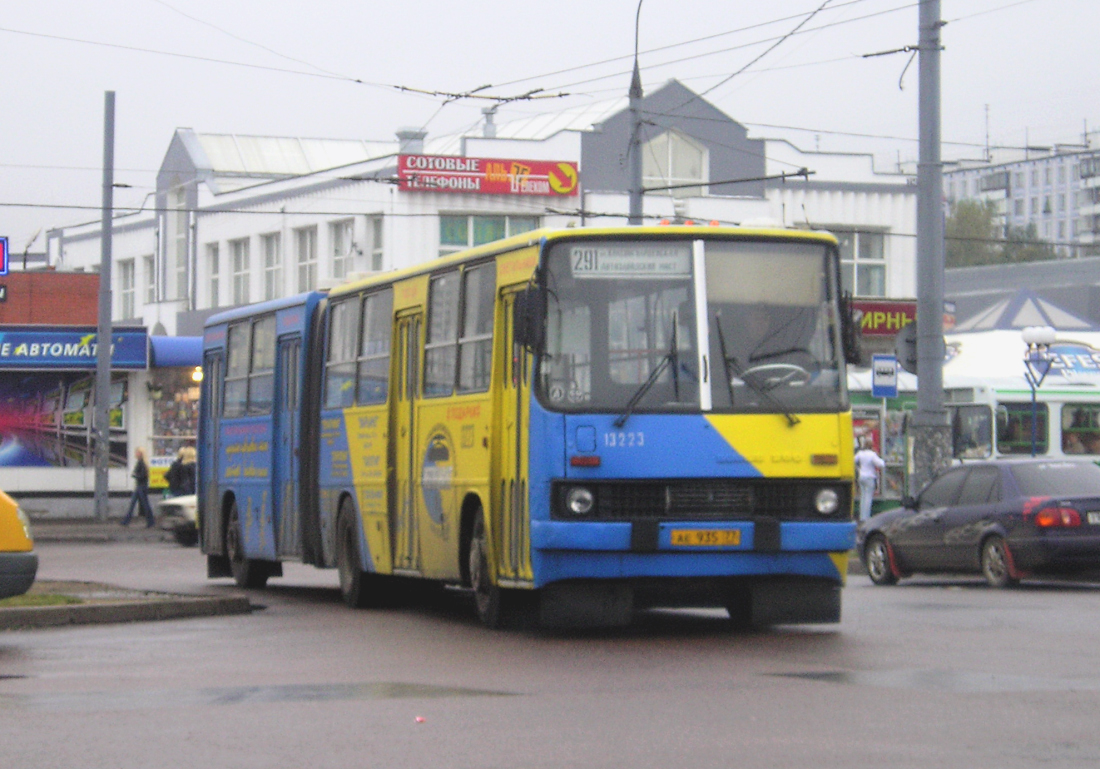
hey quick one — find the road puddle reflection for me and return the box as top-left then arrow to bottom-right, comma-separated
773,669 -> 1100,693
0,681 -> 515,712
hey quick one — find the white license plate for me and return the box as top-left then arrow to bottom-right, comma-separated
1087,512 -> 1100,525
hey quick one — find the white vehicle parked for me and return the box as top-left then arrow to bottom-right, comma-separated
157,495 -> 198,547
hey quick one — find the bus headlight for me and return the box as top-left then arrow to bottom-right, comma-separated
566,487 -> 595,516
814,488 -> 839,515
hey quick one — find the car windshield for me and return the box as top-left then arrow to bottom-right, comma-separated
1010,461 -> 1100,497
539,237 -> 845,414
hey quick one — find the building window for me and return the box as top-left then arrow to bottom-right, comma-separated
835,230 -> 886,297
1059,166 -> 1067,185
143,254 -> 156,305
1059,221 -> 1066,240
206,244 -> 219,308
1031,169 -> 1039,186
330,219 -> 355,280
1030,197 -> 1038,216
231,238 -> 250,306
643,129 -> 708,198
262,233 -> 281,301
1058,193 -> 1066,212
118,259 -> 135,320
369,215 -> 384,271
1014,172 -> 1024,188
439,214 -> 539,257
296,226 -> 317,292
1045,167 -> 1052,186
1014,198 -> 1024,217
172,187 -> 188,301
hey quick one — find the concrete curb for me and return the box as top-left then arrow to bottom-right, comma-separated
0,593 -> 251,631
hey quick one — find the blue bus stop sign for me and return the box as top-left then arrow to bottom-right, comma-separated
871,354 -> 899,399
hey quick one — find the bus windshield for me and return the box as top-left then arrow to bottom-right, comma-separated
540,238 -> 845,414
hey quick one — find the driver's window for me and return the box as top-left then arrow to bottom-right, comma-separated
920,469 -> 968,507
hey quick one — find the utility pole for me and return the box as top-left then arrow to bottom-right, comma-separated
627,0 -> 644,225
94,91 -> 115,521
909,1 -> 951,495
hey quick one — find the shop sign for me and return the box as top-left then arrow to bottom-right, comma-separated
398,154 -> 579,197
0,326 -> 148,368
0,237 -> 8,276
852,299 -> 916,337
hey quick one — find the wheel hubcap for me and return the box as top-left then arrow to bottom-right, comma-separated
868,541 -> 888,579
985,543 -> 1007,579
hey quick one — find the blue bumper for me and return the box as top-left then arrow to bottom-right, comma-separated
530,520 -> 854,586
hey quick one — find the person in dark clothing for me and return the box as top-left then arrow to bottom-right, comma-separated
165,446 -> 197,497
121,447 -> 156,527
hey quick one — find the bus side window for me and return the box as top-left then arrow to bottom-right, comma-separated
1063,403 -> 1100,454
952,404 -> 992,459
248,315 -> 276,415
424,271 -> 460,397
357,289 -> 394,404
224,322 -> 250,417
458,263 -> 496,393
325,297 -> 359,409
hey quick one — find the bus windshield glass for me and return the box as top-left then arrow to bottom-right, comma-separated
540,238 -> 845,414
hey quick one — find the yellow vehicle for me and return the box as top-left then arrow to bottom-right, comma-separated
0,489 -> 37,599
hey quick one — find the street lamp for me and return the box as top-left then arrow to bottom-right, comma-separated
1022,325 -> 1056,456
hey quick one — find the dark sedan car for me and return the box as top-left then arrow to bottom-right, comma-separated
858,459 -> 1100,587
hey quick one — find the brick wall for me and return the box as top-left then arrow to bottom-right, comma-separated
0,271 -> 99,325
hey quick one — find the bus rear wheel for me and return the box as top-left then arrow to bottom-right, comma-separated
226,500 -> 269,589
336,502 -> 381,608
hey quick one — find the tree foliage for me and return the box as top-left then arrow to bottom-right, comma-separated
945,199 -> 1056,267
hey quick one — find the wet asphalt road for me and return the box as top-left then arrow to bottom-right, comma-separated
3,542 -> 1100,769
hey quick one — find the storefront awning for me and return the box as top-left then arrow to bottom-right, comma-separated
149,336 -> 202,368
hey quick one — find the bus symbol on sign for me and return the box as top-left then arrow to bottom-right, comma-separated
871,354 -> 898,398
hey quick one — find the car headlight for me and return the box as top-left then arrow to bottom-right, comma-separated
565,486 -> 595,516
814,488 -> 840,515
15,505 -> 32,541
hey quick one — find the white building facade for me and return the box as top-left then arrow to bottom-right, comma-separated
47,81 -> 918,336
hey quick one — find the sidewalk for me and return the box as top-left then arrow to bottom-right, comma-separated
2,517 -> 252,630
27,516 -> 176,545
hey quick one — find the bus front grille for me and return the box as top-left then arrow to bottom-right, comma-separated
554,480 -> 850,521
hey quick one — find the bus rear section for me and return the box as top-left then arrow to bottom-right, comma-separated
199,292 -> 324,587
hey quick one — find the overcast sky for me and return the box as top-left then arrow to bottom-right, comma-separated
0,0 -> 1095,252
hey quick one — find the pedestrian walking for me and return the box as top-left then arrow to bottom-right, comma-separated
121,447 -> 156,528
854,437 -> 886,522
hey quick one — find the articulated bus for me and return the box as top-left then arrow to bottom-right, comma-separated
199,225 -> 860,628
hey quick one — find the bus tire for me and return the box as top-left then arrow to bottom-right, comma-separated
226,500 -> 269,589
469,511 -> 505,628
336,502 -> 380,609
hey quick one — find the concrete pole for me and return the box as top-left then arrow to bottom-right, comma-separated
627,0 -> 644,225
94,91 -> 115,520
909,1 -> 952,495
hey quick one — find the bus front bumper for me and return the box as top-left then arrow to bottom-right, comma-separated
529,519 -> 855,585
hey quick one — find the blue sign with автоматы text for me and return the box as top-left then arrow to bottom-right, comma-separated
0,326 -> 148,369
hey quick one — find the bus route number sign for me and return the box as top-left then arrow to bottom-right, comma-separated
570,244 -> 690,279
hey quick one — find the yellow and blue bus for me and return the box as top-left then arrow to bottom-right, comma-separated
199,225 -> 860,628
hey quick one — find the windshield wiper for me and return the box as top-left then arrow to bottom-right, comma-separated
614,314 -> 680,429
713,313 -> 799,427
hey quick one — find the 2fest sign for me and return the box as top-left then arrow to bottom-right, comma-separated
398,154 -> 579,197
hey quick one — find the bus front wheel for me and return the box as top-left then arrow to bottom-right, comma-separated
226,501 -> 269,589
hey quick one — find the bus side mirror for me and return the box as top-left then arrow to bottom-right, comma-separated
513,286 -> 545,351
840,293 -> 864,366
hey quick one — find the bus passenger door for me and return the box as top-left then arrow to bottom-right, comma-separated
497,290 -> 531,584
275,336 -> 302,558
199,351 -> 224,553
391,312 -> 422,573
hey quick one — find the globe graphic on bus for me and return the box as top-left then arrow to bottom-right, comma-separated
421,428 -> 453,526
